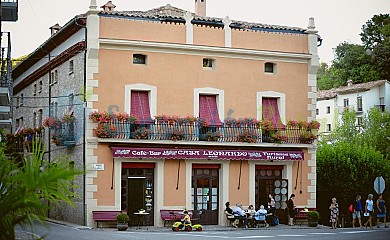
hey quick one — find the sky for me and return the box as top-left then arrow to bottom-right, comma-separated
2,0 -> 390,63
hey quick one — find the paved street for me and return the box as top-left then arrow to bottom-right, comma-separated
16,221 -> 390,240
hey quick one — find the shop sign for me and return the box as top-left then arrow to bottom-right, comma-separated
112,147 -> 304,161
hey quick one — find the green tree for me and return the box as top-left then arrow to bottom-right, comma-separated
0,141 -> 82,240
317,62 -> 343,90
360,14 -> 390,81
360,14 -> 390,50
317,108 -> 390,224
331,42 -> 379,84
361,107 -> 390,159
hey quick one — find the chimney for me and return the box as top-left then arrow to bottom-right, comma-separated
347,79 -> 353,87
195,0 -> 206,16
101,1 -> 116,12
50,23 -> 61,35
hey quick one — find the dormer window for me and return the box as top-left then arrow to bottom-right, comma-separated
203,58 -> 215,69
264,62 -> 276,73
133,54 -> 147,64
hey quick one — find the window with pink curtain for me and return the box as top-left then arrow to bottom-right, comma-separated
131,91 -> 152,123
199,95 -> 222,126
262,98 -> 284,129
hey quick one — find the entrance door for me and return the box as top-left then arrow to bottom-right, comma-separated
192,167 -> 219,225
121,165 -> 154,226
255,166 -> 288,224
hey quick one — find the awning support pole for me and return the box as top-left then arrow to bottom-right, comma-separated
176,159 -> 181,190
238,160 -> 242,190
111,158 -> 115,189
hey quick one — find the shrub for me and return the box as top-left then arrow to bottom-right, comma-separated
116,213 -> 129,223
307,211 -> 320,222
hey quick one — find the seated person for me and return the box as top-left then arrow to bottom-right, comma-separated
233,203 -> 248,228
246,204 -> 256,227
181,210 -> 191,224
254,205 -> 269,227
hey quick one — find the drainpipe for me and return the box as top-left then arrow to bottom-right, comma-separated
76,17 -> 88,226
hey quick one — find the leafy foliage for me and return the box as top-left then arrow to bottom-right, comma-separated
316,108 -> 390,224
0,140 -> 82,239
360,14 -> 390,50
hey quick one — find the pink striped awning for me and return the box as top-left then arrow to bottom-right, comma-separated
112,147 -> 304,161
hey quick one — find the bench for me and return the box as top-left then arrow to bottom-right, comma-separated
160,209 -> 194,227
92,211 -> 122,228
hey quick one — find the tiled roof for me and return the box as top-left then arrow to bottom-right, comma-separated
99,4 -> 307,33
317,80 -> 389,100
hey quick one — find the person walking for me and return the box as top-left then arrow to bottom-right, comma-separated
364,194 -> 374,229
287,194 -> 296,226
329,197 -> 339,229
352,195 -> 363,228
376,194 -> 388,228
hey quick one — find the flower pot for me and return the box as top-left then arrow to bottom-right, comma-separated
117,223 -> 128,231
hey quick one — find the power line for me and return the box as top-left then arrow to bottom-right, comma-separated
13,103 -> 85,109
13,93 -> 84,99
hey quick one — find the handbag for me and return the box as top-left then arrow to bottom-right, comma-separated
348,204 -> 354,213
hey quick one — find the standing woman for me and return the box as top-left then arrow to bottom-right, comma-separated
268,193 -> 276,226
287,194 -> 296,226
376,194 -> 388,228
364,194 -> 374,229
329,198 -> 339,229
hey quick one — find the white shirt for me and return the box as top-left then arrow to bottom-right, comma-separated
366,199 -> 374,211
232,206 -> 245,217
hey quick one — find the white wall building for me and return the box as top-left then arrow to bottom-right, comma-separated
316,80 -> 390,134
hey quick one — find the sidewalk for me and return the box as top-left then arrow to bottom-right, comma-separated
15,218 -> 330,239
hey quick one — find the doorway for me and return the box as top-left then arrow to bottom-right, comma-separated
192,165 -> 219,225
255,166 -> 288,224
121,163 -> 154,226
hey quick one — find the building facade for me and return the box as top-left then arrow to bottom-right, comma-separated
11,0 -> 320,227
317,79 -> 390,134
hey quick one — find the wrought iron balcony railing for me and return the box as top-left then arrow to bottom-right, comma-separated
95,120 -> 317,144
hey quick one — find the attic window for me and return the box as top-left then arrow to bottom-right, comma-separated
265,62 -> 276,73
203,58 -> 215,69
133,54 -> 147,64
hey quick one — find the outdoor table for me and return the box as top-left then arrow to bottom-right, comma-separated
134,212 -> 150,230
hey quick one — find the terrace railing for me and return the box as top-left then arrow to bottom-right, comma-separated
96,120 -> 317,144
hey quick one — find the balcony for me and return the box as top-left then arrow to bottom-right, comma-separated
93,120 -> 318,145
4,128 -> 44,154
1,0 -> 18,21
51,122 -> 76,147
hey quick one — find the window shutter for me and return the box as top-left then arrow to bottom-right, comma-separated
262,98 -> 284,129
131,91 -> 152,123
199,95 -> 222,126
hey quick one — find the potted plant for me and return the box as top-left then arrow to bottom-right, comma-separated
299,132 -> 317,144
307,211 -> 320,227
238,130 -> 257,143
116,213 -> 129,231
133,127 -> 151,139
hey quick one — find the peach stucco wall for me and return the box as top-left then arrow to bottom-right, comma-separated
193,25 -> 224,47
94,49 -> 310,120
232,29 -> 308,53
164,159 -> 186,206
229,161 -> 250,206
99,16 -> 308,53
290,149 -> 311,206
93,145 -> 116,206
100,17 -> 186,44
